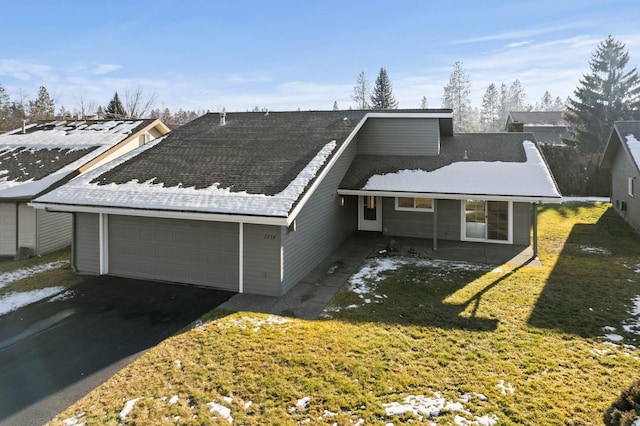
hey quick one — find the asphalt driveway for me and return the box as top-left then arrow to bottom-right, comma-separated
0,276 -> 233,426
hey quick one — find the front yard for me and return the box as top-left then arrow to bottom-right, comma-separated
24,202 -> 640,424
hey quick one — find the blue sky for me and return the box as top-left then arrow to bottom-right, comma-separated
2,0 -> 640,114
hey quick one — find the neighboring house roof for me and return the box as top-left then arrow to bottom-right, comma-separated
0,119 -> 167,200
600,121 -> 640,174
340,133 -> 561,201
507,111 -> 566,126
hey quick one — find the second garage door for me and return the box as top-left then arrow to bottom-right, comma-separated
108,215 -> 239,291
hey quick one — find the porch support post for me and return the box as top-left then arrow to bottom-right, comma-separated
532,203 -> 538,258
433,199 -> 438,251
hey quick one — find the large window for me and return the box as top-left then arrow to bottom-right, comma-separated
463,200 -> 511,243
395,197 -> 433,212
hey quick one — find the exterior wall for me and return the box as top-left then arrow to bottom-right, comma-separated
36,209 -> 72,255
74,212 -> 100,274
281,140 -> 359,294
356,118 -> 440,156
382,198 -> 461,241
242,223 -> 282,296
0,203 -> 16,256
512,202 -> 531,245
17,203 -> 36,252
108,215 -> 239,291
381,198 -> 530,245
611,149 -> 640,233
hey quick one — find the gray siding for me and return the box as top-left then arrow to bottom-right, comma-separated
108,215 -> 239,291
36,209 -> 72,255
356,118 -> 440,156
242,223 -> 282,296
513,202 -> 531,245
382,198 -> 461,241
0,203 -> 16,256
74,213 -> 100,274
281,141 -> 358,294
611,149 -> 640,233
17,203 -> 36,253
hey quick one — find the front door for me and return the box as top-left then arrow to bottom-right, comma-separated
358,195 -> 382,231
462,200 -> 511,243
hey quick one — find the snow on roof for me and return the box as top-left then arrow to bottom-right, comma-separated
0,120 -> 147,199
362,141 -> 561,199
34,139 -> 338,218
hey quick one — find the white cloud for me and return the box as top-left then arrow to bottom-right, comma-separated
92,64 -> 121,75
452,21 -> 590,44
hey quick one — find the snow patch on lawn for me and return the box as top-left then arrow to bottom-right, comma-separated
61,412 -> 86,426
207,401 -> 233,423
579,245 -> 611,255
382,392 -> 496,424
0,286 -> 66,316
623,295 -> 640,335
216,315 -> 292,332
0,260 -> 69,289
119,397 -> 143,421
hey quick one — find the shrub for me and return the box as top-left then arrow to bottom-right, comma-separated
604,378 -> 640,425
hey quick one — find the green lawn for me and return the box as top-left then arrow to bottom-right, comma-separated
46,202 -> 640,425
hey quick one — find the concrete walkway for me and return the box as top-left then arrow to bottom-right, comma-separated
218,233 -> 540,320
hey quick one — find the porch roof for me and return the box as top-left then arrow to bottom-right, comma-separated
339,133 -> 562,203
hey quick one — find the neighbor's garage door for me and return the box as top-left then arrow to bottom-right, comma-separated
108,215 -> 239,291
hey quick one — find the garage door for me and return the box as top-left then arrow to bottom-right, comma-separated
0,203 -> 16,256
108,215 -> 239,291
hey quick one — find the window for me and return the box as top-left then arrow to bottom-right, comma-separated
395,197 -> 433,211
629,177 -> 635,197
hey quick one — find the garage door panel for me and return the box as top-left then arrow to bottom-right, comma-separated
109,216 -> 238,291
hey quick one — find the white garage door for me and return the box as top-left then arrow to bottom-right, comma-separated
108,215 -> 239,291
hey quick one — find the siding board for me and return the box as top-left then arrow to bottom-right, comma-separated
36,208 -> 72,254
74,213 -> 100,274
356,118 -> 440,156
243,223 -> 282,296
17,203 -> 36,253
0,203 -> 16,256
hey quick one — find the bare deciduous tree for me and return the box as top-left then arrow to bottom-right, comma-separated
124,87 -> 157,119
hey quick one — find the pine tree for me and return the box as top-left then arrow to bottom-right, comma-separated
351,71 -> 370,110
480,83 -> 501,131
28,86 -> 55,121
0,83 -> 10,131
105,92 -> 126,119
420,96 -> 428,109
442,61 -> 472,132
370,67 -> 398,110
565,35 -> 640,153
507,79 -> 528,112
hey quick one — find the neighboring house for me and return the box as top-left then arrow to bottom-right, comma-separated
0,119 -> 170,257
600,121 -> 640,233
32,110 -> 561,296
505,111 -> 570,146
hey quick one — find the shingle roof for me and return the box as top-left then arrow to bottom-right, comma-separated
0,119 -> 156,200
601,121 -> 640,173
340,133 -> 561,199
340,133 -> 528,189
92,111 -> 367,195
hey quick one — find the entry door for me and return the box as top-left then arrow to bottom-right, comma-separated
358,195 -> 382,231
463,200 -> 511,243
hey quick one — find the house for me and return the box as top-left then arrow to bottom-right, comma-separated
0,119 -> 169,257
600,121 -> 640,233
505,111 -> 570,146
31,110 -> 561,296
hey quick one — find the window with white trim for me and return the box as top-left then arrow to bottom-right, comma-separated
629,177 -> 635,197
395,197 -> 433,212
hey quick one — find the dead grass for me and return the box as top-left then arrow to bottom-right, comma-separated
46,203 -> 640,425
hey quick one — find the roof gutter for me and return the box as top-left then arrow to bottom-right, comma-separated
28,202 -> 290,226
337,188 -> 563,204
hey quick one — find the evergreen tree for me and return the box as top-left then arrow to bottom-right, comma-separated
351,71 -> 370,110
105,92 -> 126,119
370,67 -> 398,110
534,91 -> 566,111
442,61 -> 472,132
507,79 -> 528,112
0,83 -> 10,131
565,35 -> 640,153
28,86 -> 55,121
480,83 -> 501,131
420,96 -> 428,109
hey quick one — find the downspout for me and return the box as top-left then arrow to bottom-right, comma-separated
14,202 -> 19,256
71,213 -> 77,272
238,222 -> 244,293
432,199 -> 438,251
